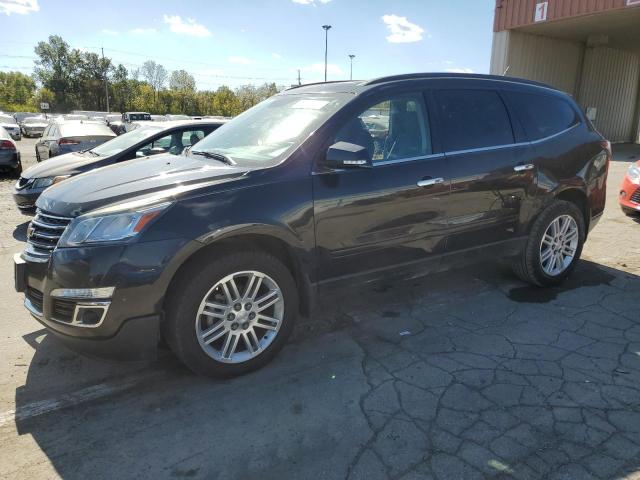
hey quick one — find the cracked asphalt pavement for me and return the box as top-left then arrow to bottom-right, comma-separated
0,139 -> 639,479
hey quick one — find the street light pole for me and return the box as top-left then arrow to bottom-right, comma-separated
348,54 -> 355,80
322,25 -> 332,82
101,47 -> 110,113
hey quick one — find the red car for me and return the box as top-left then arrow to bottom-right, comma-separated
620,160 -> 640,216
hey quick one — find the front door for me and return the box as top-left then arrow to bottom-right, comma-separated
312,91 -> 450,284
432,87 -> 536,251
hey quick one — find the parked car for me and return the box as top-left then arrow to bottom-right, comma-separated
21,116 -> 48,138
165,114 -> 190,121
14,73 -> 610,377
105,114 -> 123,134
0,114 -> 21,140
13,112 -> 39,124
120,112 -> 152,134
34,121 -> 116,162
0,127 -> 21,177
619,159 -> 640,216
13,120 -> 226,211
151,115 -> 167,122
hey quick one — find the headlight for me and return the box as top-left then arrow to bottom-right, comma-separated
628,164 -> 640,184
32,175 -> 71,189
58,202 -> 171,247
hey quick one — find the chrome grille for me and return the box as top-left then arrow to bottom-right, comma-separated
25,210 -> 72,260
631,188 -> 640,204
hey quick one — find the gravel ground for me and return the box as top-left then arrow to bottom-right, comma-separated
0,137 -> 639,480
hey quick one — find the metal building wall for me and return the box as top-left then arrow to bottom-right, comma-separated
578,46 -> 640,142
489,31 -> 584,95
494,0 -> 629,32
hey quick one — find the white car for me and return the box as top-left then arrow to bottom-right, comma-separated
0,114 -> 21,141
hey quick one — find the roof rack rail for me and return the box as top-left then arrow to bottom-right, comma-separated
285,80 -> 357,91
364,72 -> 558,90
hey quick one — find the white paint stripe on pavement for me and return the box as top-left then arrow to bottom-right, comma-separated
0,371 -> 164,427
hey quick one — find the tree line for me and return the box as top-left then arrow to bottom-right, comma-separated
0,35 -> 280,116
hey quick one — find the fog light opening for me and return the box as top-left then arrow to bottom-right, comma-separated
71,303 -> 110,327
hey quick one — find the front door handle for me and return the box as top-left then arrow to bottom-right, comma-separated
514,164 -> 535,172
417,177 -> 445,187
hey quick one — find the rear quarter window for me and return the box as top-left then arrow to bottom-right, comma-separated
504,91 -> 580,141
435,89 -> 514,152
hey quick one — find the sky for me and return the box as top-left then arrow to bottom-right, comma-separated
0,0 -> 496,89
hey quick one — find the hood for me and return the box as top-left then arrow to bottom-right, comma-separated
36,153 -> 249,217
0,122 -> 19,129
22,151 -> 114,179
23,122 -> 47,128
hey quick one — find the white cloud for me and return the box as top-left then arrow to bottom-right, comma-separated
101,29 -> 119,36
291,0 -> 331,5
163,14 -> 212,37
381,14 -> 424,43
131,27 -> 156,34
0,0 -> 38,15
301,63 -> 343,76
272,53 -> 282,60
445,68 -> 474,74
228,56 -> 251,65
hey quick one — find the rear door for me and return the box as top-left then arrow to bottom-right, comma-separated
312,90 -> 450,284
433,86 -> 537,251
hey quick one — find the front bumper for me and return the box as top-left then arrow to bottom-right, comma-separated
12,184 -> 46,212
14,238 -> 195,361
619,176 -> 640,215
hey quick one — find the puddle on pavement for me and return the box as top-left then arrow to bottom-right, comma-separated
507,263 -> 614,304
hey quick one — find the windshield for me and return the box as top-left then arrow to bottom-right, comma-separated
24,117 -> 46,124
192,93 -> 351,166
90,125 -> 163,156
0,115 -> 17,124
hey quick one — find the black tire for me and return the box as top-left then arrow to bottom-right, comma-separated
164,250 -> 298,378
513,200 -> 585,287
11,162 -> 22,179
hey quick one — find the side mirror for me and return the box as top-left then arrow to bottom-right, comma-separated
326,141 -> 372,169
148,147 -> 167,156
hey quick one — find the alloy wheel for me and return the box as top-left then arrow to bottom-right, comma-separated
195,270 -> 284,364
539,214 -> 579,276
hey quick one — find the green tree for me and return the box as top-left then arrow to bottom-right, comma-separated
33,35 -> 83,110
0,71 -> 37,110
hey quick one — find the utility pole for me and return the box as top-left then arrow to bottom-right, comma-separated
348,54 -> 355,80
322,25 -> 332,82
297,69 -> 301,86
101,47 -> 110,113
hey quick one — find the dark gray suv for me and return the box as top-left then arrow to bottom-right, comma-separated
14,74 -> 610,377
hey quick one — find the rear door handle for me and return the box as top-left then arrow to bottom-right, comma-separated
417,177 -> 444,187
514,164 -> 535,172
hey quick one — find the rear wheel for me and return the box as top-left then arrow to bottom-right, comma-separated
513,200 -> 585,287
164,250 -> 298,377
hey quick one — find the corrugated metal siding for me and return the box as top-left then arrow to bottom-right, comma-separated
494,0 -> 630,32
578,46 -> 640,142
490,31 -> 510,75
490,31 -> 583,95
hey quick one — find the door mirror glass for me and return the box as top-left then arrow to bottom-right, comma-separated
326,141 -> 372,168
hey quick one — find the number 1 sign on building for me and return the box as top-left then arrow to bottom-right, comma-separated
535,1 -> 548,22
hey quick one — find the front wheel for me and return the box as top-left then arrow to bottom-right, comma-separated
513,200 -> 585,287
164,250 -> 298,377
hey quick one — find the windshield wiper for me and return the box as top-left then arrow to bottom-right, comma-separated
190,150 -> 235,166
79,149 -> 100,156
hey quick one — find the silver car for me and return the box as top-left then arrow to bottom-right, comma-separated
0,114 -> 21,141
21,116 -> 49,138
34,121 -> 116,162
0,127 -> 21,177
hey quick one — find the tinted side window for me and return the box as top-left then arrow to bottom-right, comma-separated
435,89 -> 514,151
334,93 -> 431,163
505,91 -> 579,141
